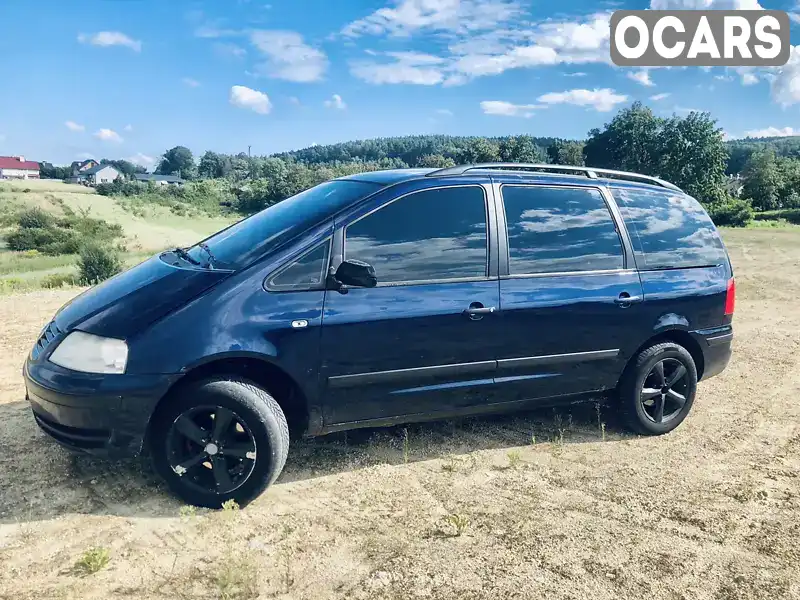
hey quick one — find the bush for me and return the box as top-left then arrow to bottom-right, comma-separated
754,208 -> 800,224
5,227 -> 79,254
41,272 -> 81,288
78,243 -> 123,285
706,198 -> 754,227
17,207 -> 54,229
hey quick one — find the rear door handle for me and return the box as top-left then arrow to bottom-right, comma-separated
464,303 -> 496,320
615,292 -> 643,306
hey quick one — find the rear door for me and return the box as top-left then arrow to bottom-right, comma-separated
494,183 -> 645,402
319,182 -> 503,426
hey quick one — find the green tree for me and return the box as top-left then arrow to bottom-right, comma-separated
415,154 -> 456,168
499,136 -> 548,163
655,111 -> 728,204
547,140 -> 586,166
100,159 -> 145,178
458,138 -> 500,163
156,146 -> 197,180
742,150 -> 782,211
584,102 -> 661,174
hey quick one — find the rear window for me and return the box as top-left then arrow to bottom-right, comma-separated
611,187 -> 726,269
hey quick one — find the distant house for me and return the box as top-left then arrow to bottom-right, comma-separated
72,164 -> 122,186
0,156 -> 40,180
135,173 -> 185,187
70,159 -> 99,176
67,159 -> 102,184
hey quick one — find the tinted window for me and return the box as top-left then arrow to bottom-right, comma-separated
612,188 -> 726,269
267,240 -> 330,291
502,186 -> 624,274
187,180 -> 380,270
345,186 -> 487,283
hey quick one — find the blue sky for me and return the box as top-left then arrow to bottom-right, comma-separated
1,0 -> 798,169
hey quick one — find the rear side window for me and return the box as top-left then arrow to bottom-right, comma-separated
501,185 -> 624,274
611,188 -> 726,269
345,186 -> 488,284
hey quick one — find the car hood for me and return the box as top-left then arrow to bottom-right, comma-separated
54,254 -> 232,339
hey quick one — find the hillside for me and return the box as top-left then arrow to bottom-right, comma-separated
0,179 -> 236,292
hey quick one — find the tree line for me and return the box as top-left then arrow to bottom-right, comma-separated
41,102 -> 800,225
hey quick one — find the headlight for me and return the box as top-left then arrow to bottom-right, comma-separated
49,331 -> 128,374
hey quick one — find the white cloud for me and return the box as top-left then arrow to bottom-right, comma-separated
564,72 -> 587,77
342,0 -> 523,37
743,126 -> 797,138
182,77 -> 201,87
213,43 -> 247,58
194,25 -> 240,38
480,100 -> 545,117
436,108 -> 454,116
537,88 -> 628,112
94,128 -> 123,143
250,30 -> 328,82
229,85 -> 272,114
714,74 -> 734,81
770,46 -> 800,107
324,94 -> 347,109
650,92 -> 670,101
65,121 -> 85,132
78,31 -> 141,52
351,51 -> 446,85
288,96 -> 301,105
127,153 -> 156,169
76,152 -> 95,160
741,73 -> 758,86
649,0 -> 761,8
123,124 -> 133,132
791,12 -> 800,24
627,70 -> 654,87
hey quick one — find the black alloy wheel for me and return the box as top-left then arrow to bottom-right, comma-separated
639,358 -> 690,425
619,341 -> 698,435
150,377 -> 290,508
167,405 -> 257,496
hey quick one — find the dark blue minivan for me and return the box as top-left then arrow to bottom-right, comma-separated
24,163 -> 734,507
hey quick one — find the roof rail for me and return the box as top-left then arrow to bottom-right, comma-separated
425,163 -> 683,192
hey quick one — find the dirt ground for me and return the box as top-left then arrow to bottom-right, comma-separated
0,227 -> 799,600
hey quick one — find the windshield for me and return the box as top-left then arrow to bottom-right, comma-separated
185,180 -> 381,270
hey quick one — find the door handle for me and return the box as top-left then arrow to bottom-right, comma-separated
464,303 -> 496,321
614,292 -> 643,307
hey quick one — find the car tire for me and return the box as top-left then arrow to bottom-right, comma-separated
149,377 -> 289,508
619,342 -> 698,436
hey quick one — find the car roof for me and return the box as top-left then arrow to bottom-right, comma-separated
339,167 -> 684,196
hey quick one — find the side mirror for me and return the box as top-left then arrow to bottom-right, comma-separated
334,259 -> 377,288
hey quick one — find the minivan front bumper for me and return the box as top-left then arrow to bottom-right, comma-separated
24,360 -> 179,457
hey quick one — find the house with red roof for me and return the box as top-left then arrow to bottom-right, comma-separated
0,156 -> 39,180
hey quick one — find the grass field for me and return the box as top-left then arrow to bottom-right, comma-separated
0,227 -> 798,599
0,179 -> 237,292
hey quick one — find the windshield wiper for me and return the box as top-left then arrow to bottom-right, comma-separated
172,247 -> 202,266
198,243 -> 218,269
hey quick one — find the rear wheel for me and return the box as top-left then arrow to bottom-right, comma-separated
619,342 -> 697,435
149,378 -> 289,508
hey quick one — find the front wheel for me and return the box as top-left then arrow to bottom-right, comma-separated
619,342 -> 698,435
149,378 -> 289,508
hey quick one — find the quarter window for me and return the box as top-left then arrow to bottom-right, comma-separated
345,186 -> 488,284
267,240 -> 330,291
612,188 -> 726,269
502,186 -> 624,274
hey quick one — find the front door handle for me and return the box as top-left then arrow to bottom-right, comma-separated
615,292 -> 643,307
464,302 -> 496,321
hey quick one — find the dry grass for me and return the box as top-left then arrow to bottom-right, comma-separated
0,228 -> 799,599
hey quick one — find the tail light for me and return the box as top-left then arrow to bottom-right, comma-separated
724,277 -> 735,316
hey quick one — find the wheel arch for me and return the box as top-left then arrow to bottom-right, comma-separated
624,328 -> 705,383
145,354 -> 314,446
